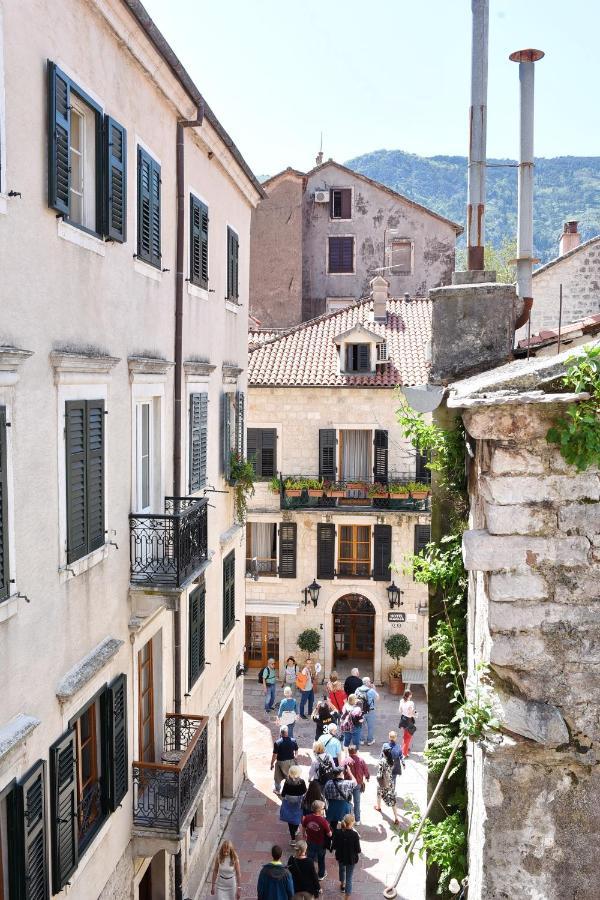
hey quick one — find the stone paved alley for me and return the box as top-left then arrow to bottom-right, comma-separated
199,678 -> 426,899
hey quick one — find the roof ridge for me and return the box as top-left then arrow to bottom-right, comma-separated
248,297 -> 374,353
533,232 -> 600,278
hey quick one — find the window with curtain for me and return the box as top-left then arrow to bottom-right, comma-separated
339,430 -> 371,482
246,522 -> 277,576
338,525 -> 371,577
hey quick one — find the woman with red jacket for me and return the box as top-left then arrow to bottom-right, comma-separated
346,745 -> 370,824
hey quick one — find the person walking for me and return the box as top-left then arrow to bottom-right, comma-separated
321,723 -> 342,765
356,677 -> 379,746
382,730 -> 404,790
302,779 -> 326,817
346,745 -> 370,825
308,740 -> 335,785
302,800 -> 331,882
262,657 -> 278,714
399,689 -> 417,757
327,674 -> 347,716
286,840 -> 321,899
312,697 -> 336,740
271,726 -> 298,794
322,767 -> 355,832
278,686 -> 298,739
282,656 -> 299,692
343,668 -> 362,697
280,765 -> 308,845
333,814 -> 361,900
374,747 -> 400,825
340,695 -> 364,748
210,840 -> 241,899
257,845 -> 294,900
297,661 -> 314,719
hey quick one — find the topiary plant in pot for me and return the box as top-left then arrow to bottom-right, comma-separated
297,628 -> 321,670
384,632 -> 411,695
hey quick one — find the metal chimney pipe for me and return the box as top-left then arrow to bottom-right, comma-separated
466,0 -> 489,271
509,48 -> 544,303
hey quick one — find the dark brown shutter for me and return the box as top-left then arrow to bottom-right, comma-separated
108,674 -> 128,811
227,227 -> 239,300
373,430 -> 388,483
317,523 -> 335,580
0,406 -> 9,600
357,344 -> 370,371
260,429 -> 276,477
279,523 -> 297,578
416,449 -> 431,483
190,195 -> 208,288
235,391 -> 245,457
328,237 -> 340,272
8,760 -> 50,900
247,428 -> 259,474
340,189 -> 352,219
50,729 -> 78,893
319,429 -> 336,481
188,584 -> 206,689
414,524 -> 431,555
48,61 -> 70,216
223,550 -> 235,638
373,524 -> 392,581
86,400 -> 105,554
189,392 -> 208,493
137,148 -> 161,268
221,393 -> 232,478
104,116 -> 127,242
65,401 -> 87,563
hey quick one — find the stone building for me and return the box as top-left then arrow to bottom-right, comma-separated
249,160 -> 463,329
0,2 -> 262,899
245,279 -> 430,684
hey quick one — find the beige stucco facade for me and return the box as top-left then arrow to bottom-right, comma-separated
246,386 -> 429,683
0,1 -> 260,898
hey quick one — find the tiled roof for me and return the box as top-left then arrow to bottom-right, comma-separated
248,298 -> 431,388
517,313 -> 600,351
248,330 -> 288,348
532,234 -> 600,278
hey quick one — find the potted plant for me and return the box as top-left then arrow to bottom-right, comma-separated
389,482 -> 410,499
304,478 -> 325,497
368,482 -> 390,499
229,452 -> 256,524
297,628 -> 321,670
269,477 -> 282,494
284,478 -> 302,497
325,481 -> 347,498
405,481 -> 430,501
346,480 -> 367,491
384,632 -> 411,695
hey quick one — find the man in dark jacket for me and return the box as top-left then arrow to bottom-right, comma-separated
287,840 -> 320,898
343,667 -> 362,697
257,845 -> 294,900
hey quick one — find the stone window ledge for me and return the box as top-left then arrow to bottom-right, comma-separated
0,714 -> 40,767
187,283 -> 209,301
0,593 -> 21,624
128,356 -> 175,379
59,542 -> 116,582
50,350 -> 120,382
58,219 -> 106,256
0,346 -> 34,386
134,258 -> 162,282
56,636 -> 124,702
184,360 -> 216,378
220,524 -> 242,546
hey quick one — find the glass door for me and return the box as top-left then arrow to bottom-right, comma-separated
244,616 -> 279,668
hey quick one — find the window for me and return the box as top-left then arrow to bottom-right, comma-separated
138,639 -> 154,761
345,343 -> 371,373
390,239 -> 412,274
137,146 -> 161,268
222,550 -> 235,639
0,407 -> 9,601
246,522 -> 277,576
373,524 -> 392,581
188,584 -> 206,689
330,188 -> 352,219
247,428 -> 276,477
136,401 -> 152,512
317,522 -> 336,580
227,227 -> 239,300
47,62 -> 126,241
189,392 -> 208,493
328,236 -> 354,273
339,430 -> 371,481
338,525 -> 371,577
65,400 -> 105,564
190,195 -> 209,288
75,702 -> 103,849
416,449 -> 432,483
414,524 -> 431,556
222,390 -> 244,480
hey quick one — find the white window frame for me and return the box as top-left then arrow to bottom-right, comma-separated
68,93 -> 97,233
135,400 -> 153,513
329,186 -> 354,221
336,426 -> 374,482
246,520 -> 279,579
0,395 -> 16,619
130,382 -> 165,514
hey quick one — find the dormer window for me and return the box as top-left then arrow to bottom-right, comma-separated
346,343 -> 371,372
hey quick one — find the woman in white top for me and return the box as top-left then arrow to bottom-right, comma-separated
282,655 -> 298,691
398,690 -> 417,757
210,840 -> 241,899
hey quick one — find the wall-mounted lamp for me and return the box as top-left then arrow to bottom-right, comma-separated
417,601 -> 429,616
387,582 -> 404,609
302,579 -> 321,608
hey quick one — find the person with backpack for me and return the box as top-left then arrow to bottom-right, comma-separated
297,662 -> 314,719
374,747 -> 400,825
322,767 -> 355,832
286,840 -> 321,899
308,740 -> 336,785
260,657 -> 278,714
277,686 -> 298,739
381,730 -> 404,790
356,677 -> 379,746
257,845 -> 294,900
333,814 -> 361,899
321,723 -> 342,765
340,695 -> 364,748
302,800 -> 331,881
346,745 -> 370,825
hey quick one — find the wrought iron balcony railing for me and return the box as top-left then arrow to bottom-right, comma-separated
129,497 -> 208,587
245,556 -> 278,577
276,473 -> 431,512
132,714 -> 208,835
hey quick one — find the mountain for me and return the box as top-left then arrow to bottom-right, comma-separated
345,149 -> 600,263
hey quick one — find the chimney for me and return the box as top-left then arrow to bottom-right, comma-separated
466,0 -> 489,271
371,276 -> 389,323
315,150 -> 323,166
559,221 -> 580,256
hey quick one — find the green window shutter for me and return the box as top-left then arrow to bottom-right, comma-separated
137,148 -> 161,268
104,116 -> 127,242
414,524 -> 431,555
247,428 -> 259,475
48,61 -> 70,216
235,391 -> 245,458
373,430 -> 388,483
50,729 -> 78,893
317,523 -> 335,580
7,760 -> 50,900
0,407 -> 9,600
189,392 -> 208,493
65,401 -> 87,564
221,393 -> 231,479
260,429 -> 276,477
357,344 -> 370,371
373,524 -> 392,581
190,196 -> 209,288
278,523 -> 297,579
188,585 -> 206,689
108,674 -> 128,811
416,449 -> 431,482
227,227 -> 239,300
86,400 -> 105,554
223,551 -> 235,639
318,429 -> 337,481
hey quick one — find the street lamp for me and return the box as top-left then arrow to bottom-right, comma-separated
387,582 -> 403,609
302,579 -> 322,608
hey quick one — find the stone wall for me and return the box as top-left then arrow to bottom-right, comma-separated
460,401 -> 600,900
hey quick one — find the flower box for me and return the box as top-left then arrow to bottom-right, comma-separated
327,489 -> 346,498
285,489 -> 302,497
411,490 -> 429,500
307,488 -> 324,497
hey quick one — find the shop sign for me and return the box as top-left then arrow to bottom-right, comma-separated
387,611 -> 406,624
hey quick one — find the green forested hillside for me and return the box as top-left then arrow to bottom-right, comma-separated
345,149 -> 600,263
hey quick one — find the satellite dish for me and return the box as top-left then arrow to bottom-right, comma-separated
402,384 -> 445,413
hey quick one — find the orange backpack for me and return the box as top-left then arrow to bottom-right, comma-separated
296,670 -> 308,691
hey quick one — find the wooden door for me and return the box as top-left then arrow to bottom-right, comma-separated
138,639 -> 155,762
244,615 -> 279,668
333,595 -> 375,661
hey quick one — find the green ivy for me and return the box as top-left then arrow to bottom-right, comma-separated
546,346 -> 600,471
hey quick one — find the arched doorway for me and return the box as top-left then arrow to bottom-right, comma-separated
332,595 -> 375,674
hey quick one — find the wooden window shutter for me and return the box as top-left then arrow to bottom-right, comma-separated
279,523 -> 297,578
317,523 -> 336,580
137,148 -> 161,268
340,189 -> 352,219
235,391 -> 245,457
7,760 -> 50,900
65,401 -> 87,563
48,61 -> 71,216
260,429 -> 276,477
108,674 -> 128,811
373,524 -> 392,581
189,392 -> 208,493
188,585 -> 206,689
223,551 -> 235,638
247,428 -> 260,475
318,429 -> 336,481
227,227 -> 239,300
86,400 -> 105,555
50,729 -> 78,893
373,430 -> 389,483
104,116 -> 127,242
0,407 -> 9,600
416,449 -> 431,482
414,524 -> 431,555
357,344 -> 370,371
190,195 -> 209,288
328,237 -> 340,272
221,393 -> 232,479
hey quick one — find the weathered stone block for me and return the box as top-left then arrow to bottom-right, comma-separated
490,448 -> 545,476
490,634 -> 548,668
463,405 -> 561,441
488,571 -> 548,602
558,502 -> 600,535
554,572 -> 600,604
485,503 -> 557,536
482,474 -> 600,505
463,529 -> 589,572
496,690 -> 569,747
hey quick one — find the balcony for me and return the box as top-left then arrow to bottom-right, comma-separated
132,714 -> 208,836
246,556 -> 278,577
129,497 -> 208,588
275,474 -> 431,512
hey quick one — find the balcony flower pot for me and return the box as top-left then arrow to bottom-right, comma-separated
308,488 -> 324,497
285,489 -> 302,497
389,490 -> 410,500
411,491 -> 429,500
347,482 -> 366,491
327,489 -> 346,498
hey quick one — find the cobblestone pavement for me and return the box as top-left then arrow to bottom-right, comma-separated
198,677 -> 426,899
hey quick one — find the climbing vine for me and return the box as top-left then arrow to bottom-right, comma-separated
229,452 -> 255,524
546,346 -> 600,471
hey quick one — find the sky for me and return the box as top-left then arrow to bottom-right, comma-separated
141,0 -> 600,177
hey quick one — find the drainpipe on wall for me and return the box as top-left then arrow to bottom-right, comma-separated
466,0 -> 489,271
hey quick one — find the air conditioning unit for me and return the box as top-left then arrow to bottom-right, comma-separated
314,190 -> 330,204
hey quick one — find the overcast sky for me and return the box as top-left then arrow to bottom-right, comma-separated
141,0 -> 600,177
